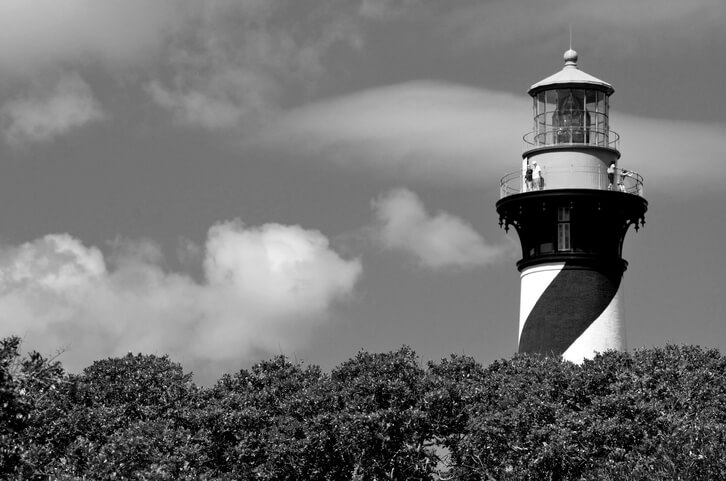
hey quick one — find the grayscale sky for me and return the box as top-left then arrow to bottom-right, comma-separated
0,0 -> 724,383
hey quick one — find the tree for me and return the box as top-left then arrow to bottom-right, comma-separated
204,355 -> 342,480
6,337 -> 726,480
0,337 -> 28,475
450,346 -> 726,480
18,352 -> 208,480
331,346 -> 438,480
424,354 -> 487,472
0,337 -> 65,478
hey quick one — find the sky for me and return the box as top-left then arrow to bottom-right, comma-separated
0,0 -> 724,383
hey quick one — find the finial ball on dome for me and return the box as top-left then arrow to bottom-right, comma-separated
564,49 -> 578,65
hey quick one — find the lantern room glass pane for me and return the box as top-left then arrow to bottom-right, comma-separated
586,90 -> 597,112
545,90 -> 557,111
537,92 -> 545,116
597,91 -> 606,113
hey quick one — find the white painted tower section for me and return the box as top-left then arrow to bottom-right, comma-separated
519,263 -> 626,360
562,285 -> 625,362
518,263 -> 565,340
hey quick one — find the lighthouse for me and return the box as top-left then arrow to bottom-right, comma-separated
495,49 -> 647,362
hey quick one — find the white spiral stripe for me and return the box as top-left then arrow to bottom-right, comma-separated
562,283 -> 626,363
518,262 -> 565,340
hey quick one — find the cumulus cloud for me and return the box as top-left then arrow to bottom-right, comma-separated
0,221 -> 361,380
372,188 -> 509,269
0,72 -> 104,146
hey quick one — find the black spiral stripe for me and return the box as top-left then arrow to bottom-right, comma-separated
518,261 -> 624,355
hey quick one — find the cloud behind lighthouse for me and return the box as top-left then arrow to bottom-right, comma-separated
372,188 -> 510,270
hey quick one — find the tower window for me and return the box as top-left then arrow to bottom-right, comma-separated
557,207 -> 571,251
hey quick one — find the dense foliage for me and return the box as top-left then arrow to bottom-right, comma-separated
2,338 -> 726,480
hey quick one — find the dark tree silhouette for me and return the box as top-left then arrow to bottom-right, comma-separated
2,338 -> 726,480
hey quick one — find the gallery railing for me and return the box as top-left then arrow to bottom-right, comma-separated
499,166 -> 644,199
523,128 -> 620,152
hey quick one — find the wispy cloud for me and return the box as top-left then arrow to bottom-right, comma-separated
259,80 -> 726,194
143,0 -> 377,129
0,72 -> 104,146
615,114 -> 726,194
371,188 -> 509,270
259,81 -> 526,186
0,0 -> 721,141
0,0 -> 372,133
0,221 -> 361,379
0,0 -> 182,75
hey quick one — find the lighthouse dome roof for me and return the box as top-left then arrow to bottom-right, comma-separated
528,49 -> 614,96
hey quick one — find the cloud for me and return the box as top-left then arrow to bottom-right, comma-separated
143,0 -> 371,129
146,69 -> 279,130
259,81 -> 726,194
203,221 -> 362,321
0,221 -> 361,380
372,188 -> 509,269
0,72 -> 104,146
0,0 -> 377,131
260,81 -> 526,186
0,0 -> 723,139
615,114 -> 726,195
0,0 -> 176,144
0,0 -> 183,76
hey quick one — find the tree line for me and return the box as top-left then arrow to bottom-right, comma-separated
2,336 -> 726,480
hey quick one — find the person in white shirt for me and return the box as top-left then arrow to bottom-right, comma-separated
532,161 -> 543,190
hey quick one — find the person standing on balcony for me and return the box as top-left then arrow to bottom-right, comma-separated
532,161 -> 542,190
607,161 -> 616,190
525,162 -> 533,192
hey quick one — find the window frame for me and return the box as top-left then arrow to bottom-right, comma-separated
557,207 -> 572,252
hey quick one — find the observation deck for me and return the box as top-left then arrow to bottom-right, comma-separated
500,165 -> 644,199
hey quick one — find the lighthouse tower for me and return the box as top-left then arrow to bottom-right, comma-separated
496,50 -> 647,362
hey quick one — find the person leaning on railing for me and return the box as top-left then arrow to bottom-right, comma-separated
619,169 -> 635,193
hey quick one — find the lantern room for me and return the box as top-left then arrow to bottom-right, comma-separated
525,49 -> 615,150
